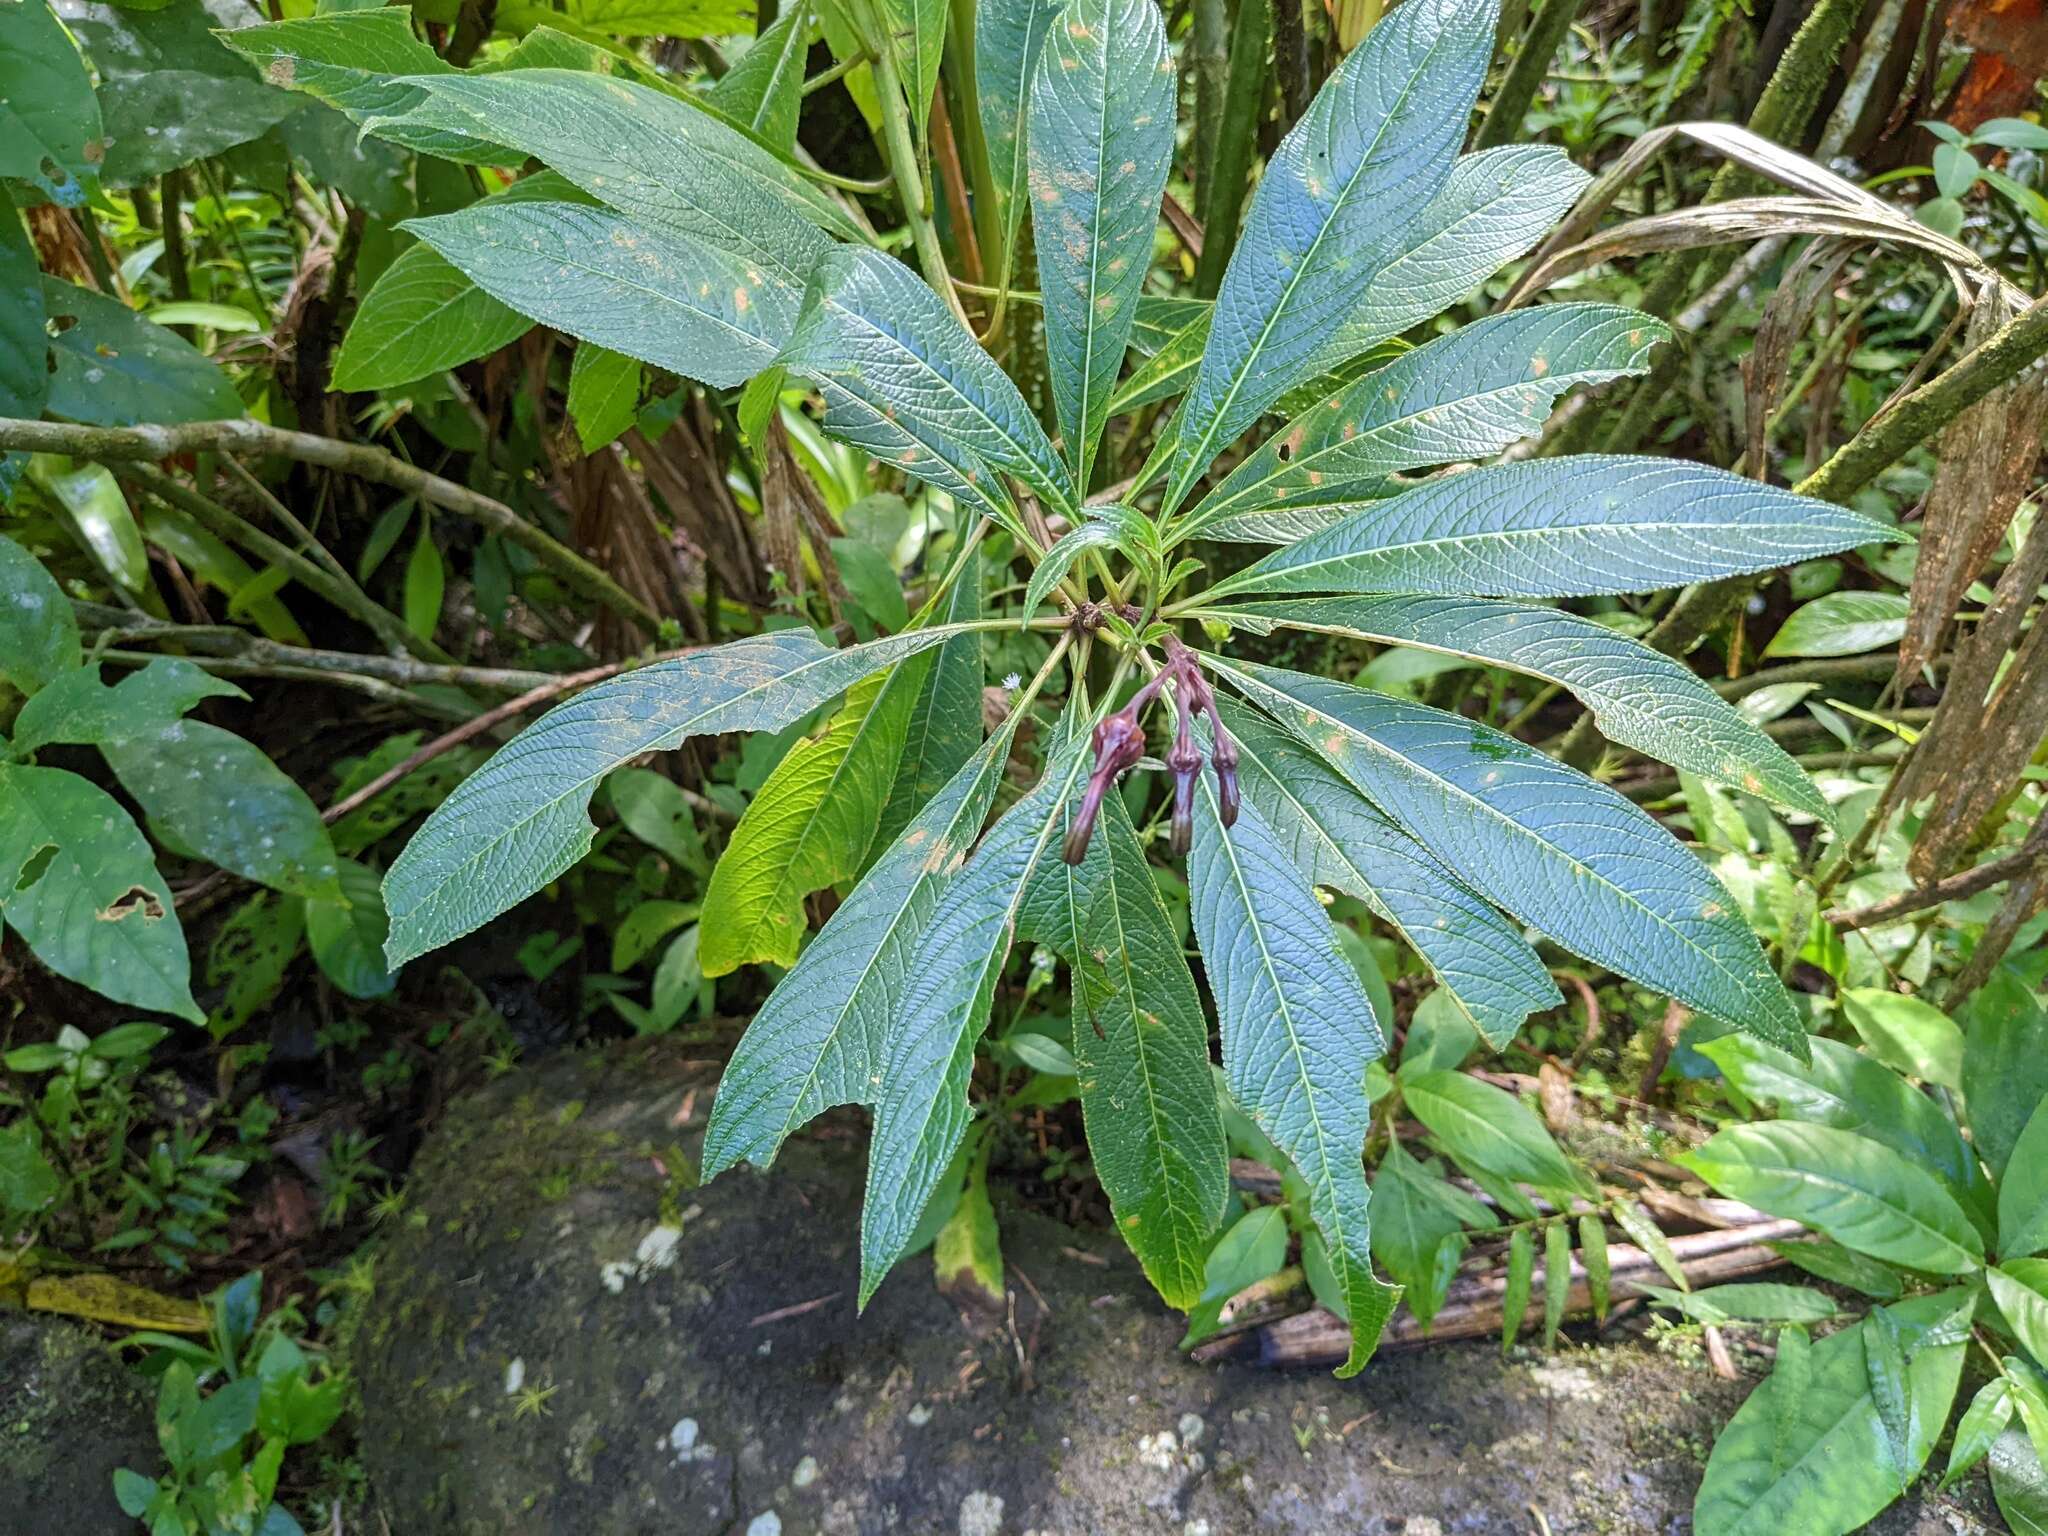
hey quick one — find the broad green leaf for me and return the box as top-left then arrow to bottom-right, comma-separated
1679,1122 -> 1983,1274
1182,1203 -> 1291,1341
1995,1427 -> 2048,1536
1990,1262 -> 2048,1367
383,627 -> 960,966
26,456 -> 147,593
142,507 -> 305,644
1369,1140 -> 1466,1329
1018,790 -> 1228,1309
933,1141 -> 1004,1308
1221,660 -> 1807,1055
1227,595 -> 1827,821
402,199 -> 798,388
0,186 -> 50,428
976,0 -> 1059,291
563,0 -> 754,37
307,857 -> 396,999
1163,0 -> 1497,511
879,0 -> 944,144
366,69 -> 862,256
1027,0 -> 1173,489
42,278 -> 242,426
1500,1224 -> 1533,1352
566,343 -> 642,455
1399,990 -> 1479,1077
0,0 -> 103,205
605,766 -> 708,872
1698,1035 -> 1986,1213
1403,1070 -> 1589,1196
1208,457 -> 1895,602
874,554 -> 984,850
702,719 -> 1020,1179
1186,306 -> 1668,541
402,526 -> 443,640
1644,1283 -> 1837,1324
779,246 -> 1075,523
94,63 -> 298,185
1838,986 -> 1963,1088
101,719 -> 341,900
859,738 -> 1090,1303
1763,1237 -> 1904,1299
706,0 -> 810,152
1964,975 -> 2048,1178
1220,703 -> 1558,1047
0,762 -> 199,1022
1107,144 -> 1591,418
206,890 -> 304,1040
0,534 -> 81,693
2003,1098 -> 2048,1258
1763,591 -> 1911,659
1694,1294 -> 1970,1536
612,899 -> 695,970
700,664 -> 921,974
1187,787 -> 1399,1374
1946,1380 -> 2014,1487
1863,1306 -> 1917,1492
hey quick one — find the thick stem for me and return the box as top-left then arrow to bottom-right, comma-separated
869,34 -> 967,323
1194,0 -> 1273,299
1473,0 -> 1587,152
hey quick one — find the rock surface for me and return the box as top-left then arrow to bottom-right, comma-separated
352,1041 -> 2001,1536
1,1313 -> 161,1535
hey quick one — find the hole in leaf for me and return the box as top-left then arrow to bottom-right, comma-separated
98,886 -> 167,923
14,844 -> 57,893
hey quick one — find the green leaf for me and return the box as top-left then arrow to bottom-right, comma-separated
1022,512 -> 1142,621
1027,0 -> 1173,490
975,0 -> 1059,294
0,186 -> 50,428
1399,990 -> 1478,1077
0,1119 -> 61,1218
1369,1141 -> 1466,1329
1220,703 -> 1558,1048
1697,1035 -> 1985,1211
26,456 -> 148,594
1864,1305 -> 1917,1492
830,538 -> 911,632
42,278 -> 242,426
1018,789 -> 1228,1309
1990,1262 -> 2048,1367
0,0 -> 103,206
0,762 -> 199,1022
700,663 -> 921,974
859,737 -> 1090,1304
0,534 -> 81,694
366,68 -> 860,254
1230,595 -> 1827,821
1541,1219 -> 1570,1347
878,0 -> 945,144
1580,1214 -> 1610,1322
1837,986 -> 1963,1088
874,554 -> 984,850
706,0 -> 810,153
1694,1293 -> 1971,1536
1187,787 -> 1399,1375
702,718 -> 1020,1179
649,926 -> 708,1029
1678,1122 -> 1984,1274
401,198 -> 799,389
306,857 -> 397,999
384,627 -> 959,966
933,1140 -> 1004,1308
1764,590 -> 1912,659
206,890 -> 305,1040
331,214 -> 546,391
1162,0 -> 1496,511
2003,1098 -> 2048,1258
111,1468 -> 157,1520
1210,457 -> 1894,602
567,343 -> 642,454
1186,306 -> 1668,541
1221,659 -> 1807,1056
1994,1427 -> 2048,1536
604,767 -> 707,872
101,719 -> 341,900
562,0 -> 754,37
1500,1224 -> 1533,1352
1645,1282 -> 1838,1324
610,899 -> 697,970
1762,1237 -> 1905,1299
1403,1070 -> 1589,1196
1613,1197 -> 1687,1291
1945,1380 -> 2013,1487
779,246 -> 1074,525
1964,975 -> 2048,1179
95,65 -> 299,185
402,526 -> 443,641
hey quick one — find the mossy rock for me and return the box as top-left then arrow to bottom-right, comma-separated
1,1314 -> 160,1535
353,1040 -> 1999,1535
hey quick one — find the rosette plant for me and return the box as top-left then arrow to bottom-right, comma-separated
321,0 -> 1891,1369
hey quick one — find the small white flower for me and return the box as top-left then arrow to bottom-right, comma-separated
1003,671 -> 1023,692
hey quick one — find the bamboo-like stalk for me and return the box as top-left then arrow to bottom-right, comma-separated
1472,0 -> 1586,152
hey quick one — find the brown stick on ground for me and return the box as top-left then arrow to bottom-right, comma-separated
1191,1217 -> 1807,1367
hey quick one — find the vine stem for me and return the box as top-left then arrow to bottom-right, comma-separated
0,416 -> 659,632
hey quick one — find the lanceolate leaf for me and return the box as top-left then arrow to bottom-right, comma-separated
1184,306 -> 1669,541
401,200 -> 800,388
1403,1070 -> 1589,1195
1679,1122 -> 1984,1274
0,534 -> 81,694
1369,1140 -> 1468,1329
1219,659 -> 1807,1056
566,342 -> 643,454
366,69 -> 862,260
977,0 -> 1061,291
701,718 -> 1020,1180
1019,792 -> 1228,1309
2001,1097 -> 2048,1259
700,664 -> 923,975
1694,1293 -> 1971,1536
0,763 -> 199,1023
879,0 -> 946,144
779,247 -> 1076,522
1225,595 -> 1828,820
1209,457 -> 1896,601
383,628 -> 963,966
1219,702 -> 1559,1046
1187,786 -> 1399,1374
1027,0 -> 1174,490
859,738 -> 1092,1303
706,0 -> 811,152
1164,0 -> 1497,512
875,555 -> 986,850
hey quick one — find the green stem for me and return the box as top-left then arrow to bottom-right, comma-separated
1473,0 -> 1586,152
868,19 -> 965,322
1194,0 -> 1273,299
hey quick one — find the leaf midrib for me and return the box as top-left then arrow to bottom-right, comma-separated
1711,1141 -> 1975,1267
